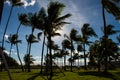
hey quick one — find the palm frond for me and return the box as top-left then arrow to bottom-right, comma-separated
0,0 -> 4,24
54,14 -> 72,23
48,1 -> 65,22
37,32 -> 42,40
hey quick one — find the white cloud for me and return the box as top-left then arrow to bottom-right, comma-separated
4,0 -> 11,5
4,34 -> 9,39
21,0 -> 36,7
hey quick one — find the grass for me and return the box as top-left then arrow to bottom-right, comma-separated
0,68 -> 120,80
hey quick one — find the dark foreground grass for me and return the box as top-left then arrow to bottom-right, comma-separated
0,68 -> 120,80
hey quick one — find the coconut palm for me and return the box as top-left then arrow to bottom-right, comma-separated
64,28 -> 78,71
79,23 -> 97,70
2,0 -> 24,49
23,54 -> 35,71
77,44 -> 83,67
35,8 -> 47,74
26,34 -> 38,72
1,0 -> 24,79
44,1 -> 71,79
62,39 -> 71,71
101,0 -> 120,72
7,34 -> 24,71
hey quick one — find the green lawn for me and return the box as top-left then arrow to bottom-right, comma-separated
0,68 -> 120,80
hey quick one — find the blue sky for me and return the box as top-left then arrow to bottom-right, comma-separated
0,0 -> 120,65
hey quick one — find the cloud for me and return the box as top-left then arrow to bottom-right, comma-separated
4,34 -> 9,39
4,0 -> 11,5
21,0 -> 36,7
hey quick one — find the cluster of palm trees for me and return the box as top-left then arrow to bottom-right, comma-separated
0,0 -> 120,80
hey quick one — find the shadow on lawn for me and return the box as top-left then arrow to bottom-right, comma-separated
27,72 -> 65,80
27,73 -> 48,80
77,71 -> 120,80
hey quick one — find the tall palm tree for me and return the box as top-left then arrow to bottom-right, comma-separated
101,0 -> 120,72
35,8 -> 47,74
64,28 -> 78,72
7,34 -> 24,71
23,54 -> 35,71
80,23 -> 97,70
62,39 -> 71,71
1,1 -> 24,79
2,0 -> 24,49
26,34 -> 38,72
77,44 -> 83,67
45,1 -> 71,79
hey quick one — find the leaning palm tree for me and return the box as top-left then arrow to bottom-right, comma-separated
77,44 -> 83,67
1,0 -> 24,79
45,1 -> 71,79
80,23 -> 97,70
23,54 -> 35,71
17,13 -> 29,34
35,8 -> 47,74
26,34 -> 38,72
62,39 -> 71,71
64,28 -> 78,72
101,0 -> 120,73
7,34 -> 24,72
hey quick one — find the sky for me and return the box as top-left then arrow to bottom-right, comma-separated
0,0 -> 120,65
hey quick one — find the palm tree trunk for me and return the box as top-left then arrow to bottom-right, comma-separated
49,35 -> 53,80
101,0 -> 108,73
98,59 -> 101,72
1,5 -> 14,80
2,5 -> 13,48
16,44 -> 24,72
40,34 -> 45,74
70,40 -> 73,72
28,43 -> 32,72
0,49 -> 12,80
16,23 -> 21,34
9,44 -> 13,57
83,43 -> 87,70
64,55 -> 66,71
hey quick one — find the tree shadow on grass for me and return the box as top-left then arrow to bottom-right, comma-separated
77,71 -> 120,80
27,73 -> 48,80
27,72 -> 65,80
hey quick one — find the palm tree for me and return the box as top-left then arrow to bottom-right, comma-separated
35,8 -> 47,74
62,39 -> 71,71
2,0 -> 24,49
77,44 -> 83,67
101,0 -> 120,73
80,23 -> 97,70
17,13 -> 29,34
23,54 -> 35,71
26,34 -> 38,72
45,1 -> 71,79
64,28 -> 78,71
7,34 -> 24,71
1,0 -> 24,79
